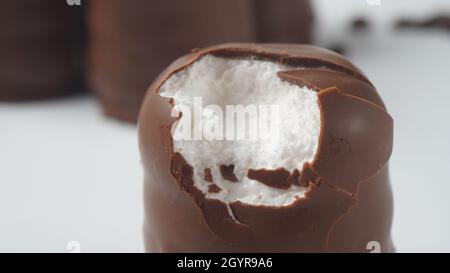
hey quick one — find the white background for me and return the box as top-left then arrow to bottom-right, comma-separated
1,0 -> 450,252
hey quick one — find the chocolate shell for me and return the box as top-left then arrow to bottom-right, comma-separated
139,43 -> 394,252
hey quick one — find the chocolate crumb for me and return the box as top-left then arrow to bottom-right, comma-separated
219,165 -> 239,182
204,168 -> 213,182
247,168 -> 291,190
208,184 -> 222,193
247,166 -> 321,190
287,169 -> 301,186
298,163 -> 321,187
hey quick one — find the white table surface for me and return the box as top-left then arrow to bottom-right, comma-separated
1,0 -> 450,252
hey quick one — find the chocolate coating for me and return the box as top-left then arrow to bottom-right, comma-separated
139,43 -> 394,252
0,0 -> 84,101
88,0 -> 313,123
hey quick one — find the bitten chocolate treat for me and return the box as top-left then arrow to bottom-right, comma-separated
0,0 -> 83,101
88,0 -> 313,123
139,43 -> 394,253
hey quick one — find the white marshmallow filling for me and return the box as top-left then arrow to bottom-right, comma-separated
160,55 -> 321,207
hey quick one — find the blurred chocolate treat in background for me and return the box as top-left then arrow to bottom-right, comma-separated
351,17 -> 371,32
0,0 -> 84,101
87,0 -> 254,123
252,0 -> 313,43
396,14 -> 450,32
88,0 -> 314,123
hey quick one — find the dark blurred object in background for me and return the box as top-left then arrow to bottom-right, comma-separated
351,17 -> 371,32
253,0 -> 313,43
87,0 -> 253,123
88,0 -> 314,123
0,0 -> 84,101
327,44 -> 346,56
396,14 -> 450,32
